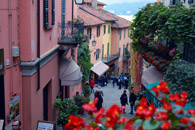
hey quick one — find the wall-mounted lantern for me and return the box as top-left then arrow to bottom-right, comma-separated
75,0 -> 84,4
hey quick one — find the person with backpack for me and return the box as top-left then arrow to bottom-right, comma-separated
120,90 -> 128,113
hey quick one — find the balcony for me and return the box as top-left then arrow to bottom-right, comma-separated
123,50 -> 130,61
102,53 -> 119,65
58,21 -> 84,46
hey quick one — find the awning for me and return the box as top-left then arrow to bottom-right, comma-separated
141,66 -> 164,86
59,58 -> 82,86
91,61 -> 109,76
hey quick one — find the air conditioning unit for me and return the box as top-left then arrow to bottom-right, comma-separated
12,47 -> 19,57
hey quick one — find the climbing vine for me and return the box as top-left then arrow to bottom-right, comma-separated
78,43 -> 92,84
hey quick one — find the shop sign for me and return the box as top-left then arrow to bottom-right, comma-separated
9,96 -> 20,121
0,49 -> 4,74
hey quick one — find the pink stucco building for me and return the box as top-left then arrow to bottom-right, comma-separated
0,0 -> 83,129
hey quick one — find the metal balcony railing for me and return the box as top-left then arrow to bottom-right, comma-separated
58,21 -> 84,44
102,53 -> 119,64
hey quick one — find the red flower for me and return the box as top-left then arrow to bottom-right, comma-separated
155,112 -> 168,121
118,117 -> 127,124
160,100 -> 172,111
87,125 -> 100,130
63,115 -> 85,130
105,104 -> 121,128
169,92 -> 187,107
180,118 -> 189,124
188,109 -> 195,117
146,3 -> 151,6
152,87 -> 159,97
161,121 -> 171,130
83,98 -> 98,115
176,109 -> 184,114
125,119 -> 134,130
95,108 -> 104,124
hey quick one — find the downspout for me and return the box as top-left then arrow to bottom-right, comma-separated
8,0 -> 14,96
37,0 -> 40,90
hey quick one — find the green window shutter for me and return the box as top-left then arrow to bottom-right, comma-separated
52,0 -> 55,25
119,48 -> 121,56
107,42 -> 109,56
108,25 -> 110,33
61,0 -> 65,36
44,0 -> 49,28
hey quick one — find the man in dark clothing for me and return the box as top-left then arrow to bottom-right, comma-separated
95,91 -> 103,111
129,90 -> 136,114
118,78 -> 122,89
120,90 -> 128,113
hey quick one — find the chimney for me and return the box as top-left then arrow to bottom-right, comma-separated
92,0 -> 97,10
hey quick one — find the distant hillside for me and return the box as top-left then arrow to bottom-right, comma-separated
104,1 -> 155,16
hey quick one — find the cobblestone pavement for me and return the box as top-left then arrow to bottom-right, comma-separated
81,80 -> 136,123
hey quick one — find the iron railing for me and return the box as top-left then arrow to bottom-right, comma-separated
58,21 -> 84,44
102,53 -> 119,64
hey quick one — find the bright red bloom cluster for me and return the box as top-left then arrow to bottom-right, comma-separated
63,115 -> 85,130
152,81 -> 170,97
136,98 -> 156,119
169,92 -> 187,107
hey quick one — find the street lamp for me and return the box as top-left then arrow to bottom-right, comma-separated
91,35 -> 96,47
75,0 -> 84,4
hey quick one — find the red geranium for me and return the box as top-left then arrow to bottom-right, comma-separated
63,115 -> 85,130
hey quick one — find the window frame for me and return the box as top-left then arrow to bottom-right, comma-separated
97,26 -> 100,37
108,25 -> 110,34
104,25 -> 106,34
44,0 -> 55,29
87,28 -> 92,39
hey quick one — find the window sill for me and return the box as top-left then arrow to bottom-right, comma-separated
45,25 -> 54,30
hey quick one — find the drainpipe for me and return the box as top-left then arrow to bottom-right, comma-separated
37,0 -> 40,90
8,0 -> 14,97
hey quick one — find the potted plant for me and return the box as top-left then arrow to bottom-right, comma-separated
54,98 -> 78,126
74,95 -> 90,114
83,85 -> 91,97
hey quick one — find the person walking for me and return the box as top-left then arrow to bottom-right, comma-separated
94,91 -> 103,111
129,90 -> 137,115
120,90 -> 128,113
118,78 -> 122,89
90,79 -> 95,93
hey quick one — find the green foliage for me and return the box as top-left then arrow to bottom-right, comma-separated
164,59 -> 195,103
54,98 -> 78,125
129,2 -> 195,59
83,85 -> 91,96
78,43 -> 92,83
74,95 -> 90,107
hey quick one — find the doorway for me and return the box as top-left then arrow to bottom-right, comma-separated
43,84 -> 48,120
0,74 -> 5,126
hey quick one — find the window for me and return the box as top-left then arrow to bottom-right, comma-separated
107,42 -> 110,57
61,0 -> 65,35
44,0 -> 55,29
96,49 -> 100,60
119,48 -> 121,56
123,44 -> 125,56
104,25 -> 106,34
97,26 -> 100,37
124,29 -> 126,39
188,0 -> 194,4
87,28 -> 92,39
119,30 -> 121,40
170,0 -> 180,5
102,44 -> 104,58
108,25 -> 110,34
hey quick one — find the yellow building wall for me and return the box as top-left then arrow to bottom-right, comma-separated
102,22 -> 112,58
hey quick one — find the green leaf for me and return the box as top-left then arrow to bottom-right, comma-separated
190,117 -> 195,122
142,119 -> 160,130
